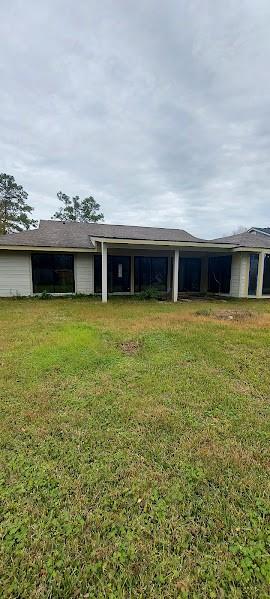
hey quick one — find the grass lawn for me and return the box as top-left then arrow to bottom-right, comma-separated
0,297 -> 270,598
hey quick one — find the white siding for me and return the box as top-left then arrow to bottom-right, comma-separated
75,254 -> 94,294
0,251 -> 32,296
230,252 -> 249,297
239,253 -> 249,297
230,253 -> 241,297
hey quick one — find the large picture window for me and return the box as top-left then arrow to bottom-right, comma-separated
208,256 -> 232,294
32,253 -> 74,293
262,254 -> 270,295
134,257 -> 168,292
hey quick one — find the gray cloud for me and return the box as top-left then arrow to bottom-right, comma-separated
1,0 -> 270,237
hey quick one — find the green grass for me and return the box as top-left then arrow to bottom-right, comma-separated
0,297 -> 269,598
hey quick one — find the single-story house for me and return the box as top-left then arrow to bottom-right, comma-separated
0,220 -> 270,301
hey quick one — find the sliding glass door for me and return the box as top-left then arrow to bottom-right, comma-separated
134,257 -> 168,292
248,254 -> 259,295
94,255 -> 131,293
208,256 -> 232,293
108,256 -> 131,293
262,254 -> 270,295
179,257 -> 201,292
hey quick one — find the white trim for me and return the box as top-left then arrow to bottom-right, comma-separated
74,254 -> 78,293
172,249 -> 179,302
232,246 -> 270,252
91,237 -> 236,249
0,245 -> 95,252
2,239 -> 270,253
101,242 -> 107,303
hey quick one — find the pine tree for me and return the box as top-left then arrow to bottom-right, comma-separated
52,191 -> 104,222
0,173 -> 37,235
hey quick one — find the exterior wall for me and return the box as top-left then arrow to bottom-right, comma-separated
0,247 -> 267,299
0,251 -> 32,296
75,254 -> 94,294
230,253 -> 242,297
230,252 -> 252,298
0,251 -> 95,297
238,253 -> 250,297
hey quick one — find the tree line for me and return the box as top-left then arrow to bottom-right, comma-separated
0,172 -> 104,235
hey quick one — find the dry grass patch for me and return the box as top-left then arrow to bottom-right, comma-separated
214,309 -> 253,321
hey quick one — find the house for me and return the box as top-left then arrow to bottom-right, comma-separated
248,227 -> 270,237
0,220 -> 270,301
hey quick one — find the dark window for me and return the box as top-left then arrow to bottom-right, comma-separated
262,254 -> 270,295
94,255 -> 131,293
134,257 -> 168,292
179,258 -> 201,292
32,253 -> 74,293
208,256 -> 232,293
248,254 -> 259,295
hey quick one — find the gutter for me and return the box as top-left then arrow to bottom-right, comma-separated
90,237 -> 236,250
0,245 -> 95,253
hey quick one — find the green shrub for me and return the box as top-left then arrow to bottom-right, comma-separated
137,288 -> 168,301
39,290 -> 53,300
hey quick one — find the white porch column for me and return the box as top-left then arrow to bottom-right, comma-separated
256,251 -> 265,298
130,255 -> 135,295
101,242 -> 108,303
172,249 -> 179,302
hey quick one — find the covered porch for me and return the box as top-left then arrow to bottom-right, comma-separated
95,243 -> 234,303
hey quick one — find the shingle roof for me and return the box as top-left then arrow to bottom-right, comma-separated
0,221 -> 95,248
211,231 -> 270,248
1,220 -> 270,250
0,220 -> 205,248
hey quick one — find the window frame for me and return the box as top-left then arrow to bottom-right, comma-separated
32,253 -> 75,294
262,254 -> 270,295
134,256 -> 168,292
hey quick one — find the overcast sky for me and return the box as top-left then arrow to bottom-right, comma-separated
1,1 -> 270,237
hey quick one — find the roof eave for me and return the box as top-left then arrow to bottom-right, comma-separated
232,245 -> 270,252
91,236 -> 236,249
0,245 -> 95,252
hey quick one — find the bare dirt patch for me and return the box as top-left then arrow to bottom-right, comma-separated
195,309 -> 254,321
214,310 -> 253,321
120,340 -> 141,355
